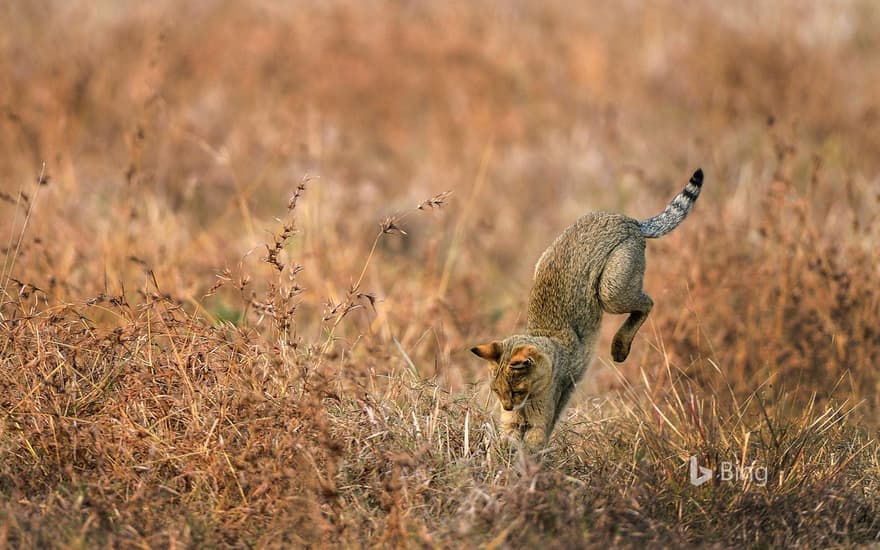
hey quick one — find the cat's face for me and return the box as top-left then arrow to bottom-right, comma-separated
471,337 -> 553,411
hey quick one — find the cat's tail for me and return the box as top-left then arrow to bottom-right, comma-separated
638,168 -> 704,238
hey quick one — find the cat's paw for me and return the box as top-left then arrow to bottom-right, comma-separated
611,337 -> 631,362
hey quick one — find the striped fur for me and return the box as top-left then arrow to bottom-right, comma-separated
638,169 -> 704,238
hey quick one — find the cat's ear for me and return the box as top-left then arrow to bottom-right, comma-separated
508,345 -> 537,369
470,341 -> 503,363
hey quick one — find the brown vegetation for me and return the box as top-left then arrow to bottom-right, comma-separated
2,1 -> 879,547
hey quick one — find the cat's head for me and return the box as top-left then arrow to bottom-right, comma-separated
470,335 -> 554,411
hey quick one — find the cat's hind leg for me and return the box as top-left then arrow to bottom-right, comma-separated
598,239 -> 653,362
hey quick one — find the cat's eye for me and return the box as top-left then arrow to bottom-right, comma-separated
510,357 -> 534,369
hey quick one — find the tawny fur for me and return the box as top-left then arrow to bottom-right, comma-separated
472,169 -> 704,450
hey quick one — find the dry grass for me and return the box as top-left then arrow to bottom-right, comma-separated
2,0 -> 880,547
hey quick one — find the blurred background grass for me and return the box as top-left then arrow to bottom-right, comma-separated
4,0 -> 878,400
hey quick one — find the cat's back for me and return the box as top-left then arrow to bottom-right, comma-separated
528,212 -> 642,337
569,211 -> 641,248
536,212 -> 641,276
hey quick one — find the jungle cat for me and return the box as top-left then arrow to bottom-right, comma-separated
471,169 -> 704,450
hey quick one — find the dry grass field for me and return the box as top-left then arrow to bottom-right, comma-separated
2,1 -> 880,547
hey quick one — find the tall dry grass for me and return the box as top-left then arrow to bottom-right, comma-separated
2,0 -> 879,547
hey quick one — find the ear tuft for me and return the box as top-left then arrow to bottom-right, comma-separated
470,341 -> 503,363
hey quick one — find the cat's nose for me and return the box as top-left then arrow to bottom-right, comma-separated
502,403 -> 514,411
